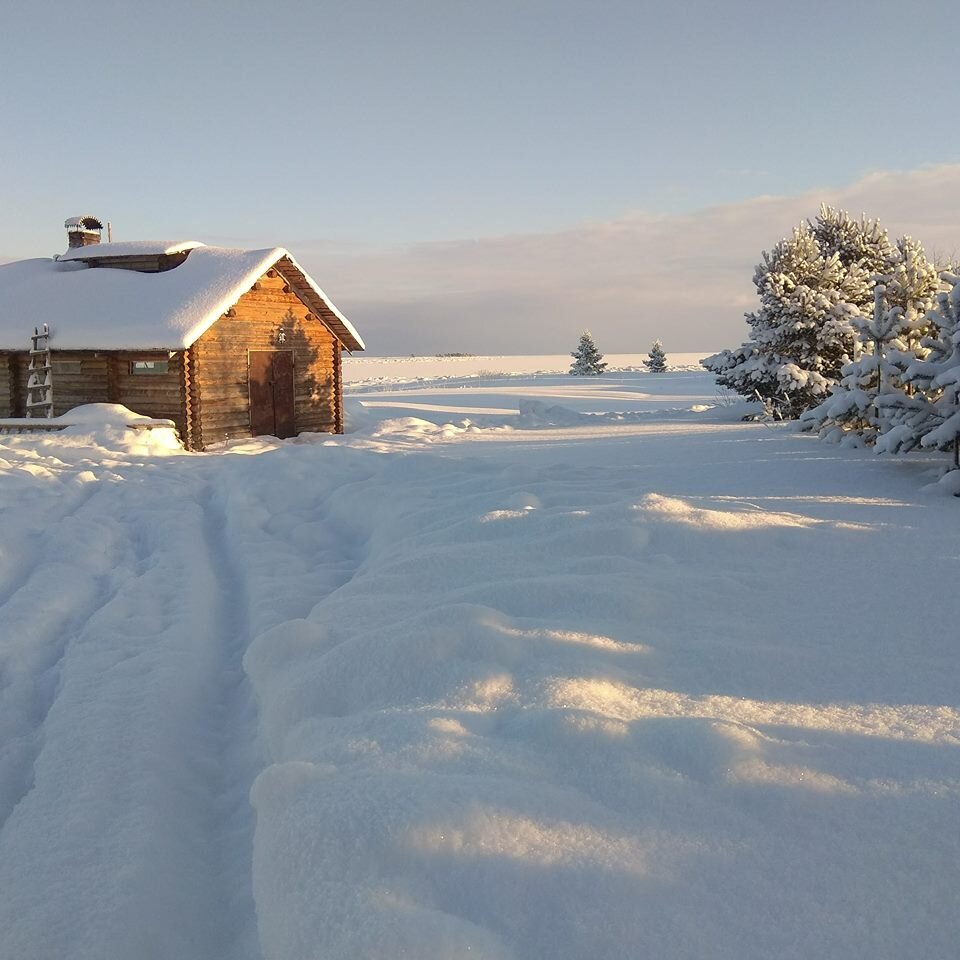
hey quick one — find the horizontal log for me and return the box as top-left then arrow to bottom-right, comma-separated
113,372 -> 181,383
193,374 -> 248,387
198,412 -> 249,427
46,379 -> 110,388
196,393 -> 248,408
201,415 -> 249,429
195,394 -> 247,409
294,423 -> 337,433
201,420 -> 251,435
208,312 -> 331,328
197,363 -> 332,376
232,296 -> 309,310
214,318 -> 336,334
198,340 -> 334,354
195,361 -> 334,376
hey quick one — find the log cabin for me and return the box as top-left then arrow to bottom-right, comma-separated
0,216 -> 365,449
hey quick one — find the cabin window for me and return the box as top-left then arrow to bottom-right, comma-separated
130,360 -> 170,375
52,360 -> 83,374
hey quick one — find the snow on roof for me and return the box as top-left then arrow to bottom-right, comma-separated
57,240 -> 206,261
0,245 -> 364,352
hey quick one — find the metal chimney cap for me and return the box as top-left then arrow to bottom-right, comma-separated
64,215 -> 104,231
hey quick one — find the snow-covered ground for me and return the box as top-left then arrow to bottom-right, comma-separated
342,351 -> 708,387
0,363 -> 958,960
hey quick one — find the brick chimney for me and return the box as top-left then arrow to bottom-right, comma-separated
65,215 -> 103,248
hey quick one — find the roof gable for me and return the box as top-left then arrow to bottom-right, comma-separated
273,255 -> 364,353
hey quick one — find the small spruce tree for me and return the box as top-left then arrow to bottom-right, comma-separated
907,274 -> 960,466
646,339 -> 668,372
570,330 -> 607,375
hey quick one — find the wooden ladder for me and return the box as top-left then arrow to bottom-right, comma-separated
26,324 -> 53,419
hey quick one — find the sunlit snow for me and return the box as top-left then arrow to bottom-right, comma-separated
0,358 -> 957,959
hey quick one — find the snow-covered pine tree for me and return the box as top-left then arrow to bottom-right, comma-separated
872,236 -> 943,449
802,235 -> 942,447
704,206 -> 893,418
902,274 -> 960,466
800,283 -> 899,443
645,339 -> 668,372
813,204 -> 893,274
570,330 -> 607,375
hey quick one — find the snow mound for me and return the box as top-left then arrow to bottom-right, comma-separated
343,398 -> 376,433
923,468 -> 960,497
1,403 -> 183,458
54,402 -> 167,425
517,399 -> 586,426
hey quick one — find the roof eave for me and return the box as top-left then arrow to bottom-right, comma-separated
271,253 -> 365,352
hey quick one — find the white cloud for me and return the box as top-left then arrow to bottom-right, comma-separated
305,164 -> 960,355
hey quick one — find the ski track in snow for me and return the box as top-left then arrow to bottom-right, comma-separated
195,481 -> 262,959
0,443 -> 292,957
1,369 -> 959,959
0,477 -> 122,837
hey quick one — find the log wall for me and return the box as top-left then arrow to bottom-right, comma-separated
0,353 -> 13,417
4,351 -> 186,437
13,351 -> 111,417
192,269 -> 341,446
112,352 -> 187,436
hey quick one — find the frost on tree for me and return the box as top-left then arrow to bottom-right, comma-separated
892,273 -> 960,466
570,330 -> 607,375
704,206 -> 894,418
801,236 -> 943,448
914,276 -> 960,466
645,339 -> 668,373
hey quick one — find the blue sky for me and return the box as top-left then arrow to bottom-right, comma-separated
5,0 -> 960,353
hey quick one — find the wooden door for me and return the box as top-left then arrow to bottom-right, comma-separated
249,351 -> 295,439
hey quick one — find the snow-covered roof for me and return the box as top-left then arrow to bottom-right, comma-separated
0,245 -> 364,352
58,240 -> 206,261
